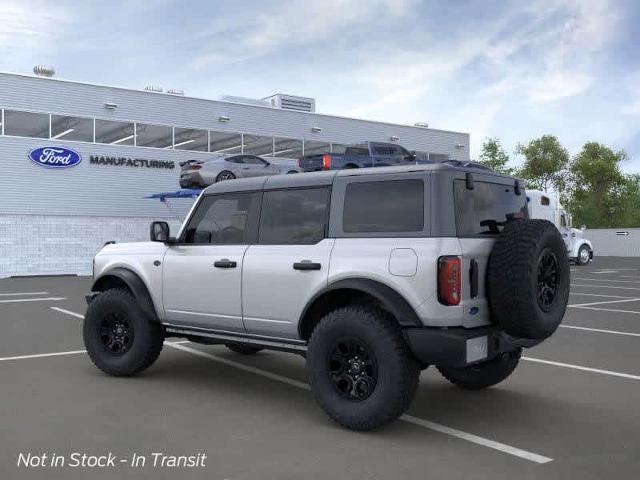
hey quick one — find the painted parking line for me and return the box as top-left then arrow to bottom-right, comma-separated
569,292 -> 633,299
51,307 -> 84,319
43,307 -> 553,464
568,298 -> 640,308
523,356 -> 640,381
560,324 -> 640,338
571,284 -> 640,291
0,297 -> 66,304
168,342 -> 553,464
0,291 -> 49,296
0,350 -> 86,362
573,277 -> 640,285
569,306 -> 640,315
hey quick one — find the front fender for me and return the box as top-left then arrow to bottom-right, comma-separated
91,267 -> 159,321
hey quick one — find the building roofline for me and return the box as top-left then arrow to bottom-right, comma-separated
0,71 -> 470,138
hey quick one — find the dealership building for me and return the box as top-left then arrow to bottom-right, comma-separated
0,70 -> 470,277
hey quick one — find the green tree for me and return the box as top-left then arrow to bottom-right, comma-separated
478,137 -> 512,174
516,135 -> 569,193
567,142 -> 639,228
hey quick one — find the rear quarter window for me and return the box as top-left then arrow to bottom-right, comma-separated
454,180 -> 527,236
343,179 -> 424,233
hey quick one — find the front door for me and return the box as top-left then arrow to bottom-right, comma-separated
162,191 -> 259,332
242,186 -> 333,339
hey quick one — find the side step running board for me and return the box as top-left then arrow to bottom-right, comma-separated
163,323 -> 308,353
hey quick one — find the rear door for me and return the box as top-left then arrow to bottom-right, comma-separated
453,179 -> 528,327
242,187 -> 333,339
162,192 -> 259,331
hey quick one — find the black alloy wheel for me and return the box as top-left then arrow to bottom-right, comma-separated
537,248 -> 558,312
216,171 -> 236,182
99,312 -> 134,355
328,338 -> 378,401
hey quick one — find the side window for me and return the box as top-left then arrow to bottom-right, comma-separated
259,188 -> 330,244
560,214 -> 567,228
343,180 -> 424,233
182,193 -> 257,245
389,145 -> 410,157
541,196 -> 550,206
243,155 -> 267,165
372,144 -> 391,155
226,156 -> 243,164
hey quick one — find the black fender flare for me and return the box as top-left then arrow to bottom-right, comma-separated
298,278 -> 422,337
91,267 -> 159,322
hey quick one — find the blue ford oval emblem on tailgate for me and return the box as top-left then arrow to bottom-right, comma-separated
28,146 -> 82,168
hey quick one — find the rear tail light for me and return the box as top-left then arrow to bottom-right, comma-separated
322,154 -> 332,170
191,164 -> 202,170
438,256 -> 461,306
297,158 -> 302,168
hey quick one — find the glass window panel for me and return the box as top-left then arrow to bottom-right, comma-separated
303,140 -> 330,156
273,137 -> 303,159
243,134 -> 273,156
95,119 -> 135,145
210,131 -> 242,154
51,115 -> 93,142
343,180 -> 424,233
173,127 -> 208,151
331,143 -> 348,154
259,188 -> 330,245
136,123 -> 173,149
4,110 -> 49,138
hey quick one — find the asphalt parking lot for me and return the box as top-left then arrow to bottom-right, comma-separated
2,257 -> 640,479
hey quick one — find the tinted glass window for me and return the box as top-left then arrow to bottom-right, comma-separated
183,193 -> 256,244
343,180 -> 424,233
243,155 -> 266,165
372,145 -> 391,155
95,119 -> 135,145
454,180 -> 528,236
541,196 -> 550,206
331,143 -> 348,154
304,140 -> 330,156
173,127 -> 208,151
4,110 -> 49,138
136,123 -> 173,148
51,115 -> 94,142
259,188 -> 329,244
345,146 -> 369,156
210,131 -> 242,154
274,137 -> 303,158
244,134 -> 273,156
388,145 -> 409,157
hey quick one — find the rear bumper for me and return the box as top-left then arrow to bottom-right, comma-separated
403,326 -> 521,368
179,172 -> 205,188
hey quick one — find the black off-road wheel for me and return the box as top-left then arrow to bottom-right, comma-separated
225,344 -> 263,355
306,306 -> 420,431
437,349 -> 522,390
83,288 -> 164,376
488,219 -> 570,340
216,170 -> 236,182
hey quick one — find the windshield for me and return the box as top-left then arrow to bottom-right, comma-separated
454,180 -> 528,236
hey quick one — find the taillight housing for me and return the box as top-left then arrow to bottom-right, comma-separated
191,164 -> 202,170
297,158 -> 302,168
322,154 -> 332,170
438,256 -> 461,306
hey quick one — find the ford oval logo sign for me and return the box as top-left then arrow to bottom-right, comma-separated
28,146 -> 82,168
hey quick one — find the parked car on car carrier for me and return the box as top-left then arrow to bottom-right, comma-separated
84,163 -> 570,430
180,154 -> 299,188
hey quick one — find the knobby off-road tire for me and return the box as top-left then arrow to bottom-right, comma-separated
488,219 -> 570,340
225,344 -> 264,355
437,349 -> 522,390
83,288 -> 164,376
306,306 -> 420,431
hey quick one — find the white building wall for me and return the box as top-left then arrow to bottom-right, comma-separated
584,228 -> 640,257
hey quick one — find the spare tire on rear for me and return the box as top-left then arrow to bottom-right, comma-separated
488,219 -> 569,340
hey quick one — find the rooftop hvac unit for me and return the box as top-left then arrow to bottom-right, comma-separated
263,94 -> 316,113
144,85 -> 163,93
219,95 -> 271,107
167,89 -> 185,96
33,65 -> 55,77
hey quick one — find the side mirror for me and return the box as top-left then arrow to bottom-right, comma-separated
581,225 -> 587,231
150,221 -> 170,242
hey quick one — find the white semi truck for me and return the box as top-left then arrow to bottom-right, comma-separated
527,190 -> 593,265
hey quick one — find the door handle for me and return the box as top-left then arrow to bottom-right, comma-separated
214,259 -> 237,269
293,261 -> 321,271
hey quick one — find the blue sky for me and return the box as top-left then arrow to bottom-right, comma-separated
1,0 -> 639,171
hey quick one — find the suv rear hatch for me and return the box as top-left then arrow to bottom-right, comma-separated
453,178 -> 528,327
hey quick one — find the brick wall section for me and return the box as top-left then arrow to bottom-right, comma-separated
0,215 -> 182,277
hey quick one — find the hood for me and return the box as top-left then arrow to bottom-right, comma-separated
96,241 -> 169,256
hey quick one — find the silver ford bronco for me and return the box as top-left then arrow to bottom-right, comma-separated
84,163 -> 569,430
